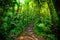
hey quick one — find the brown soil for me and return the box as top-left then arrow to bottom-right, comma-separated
14,23 -> 45,40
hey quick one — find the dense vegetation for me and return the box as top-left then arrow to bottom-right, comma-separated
0,0 -> 60,40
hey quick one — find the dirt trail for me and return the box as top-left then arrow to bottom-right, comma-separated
19,23 -> 38,40
14,23 -> 45,40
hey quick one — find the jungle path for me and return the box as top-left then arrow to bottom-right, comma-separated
14,23 -> 45,40
20,23 -> 38,40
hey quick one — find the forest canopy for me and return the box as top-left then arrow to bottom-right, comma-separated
0,0 -> 60,40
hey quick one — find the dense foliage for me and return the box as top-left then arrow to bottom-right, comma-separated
0,0 -> 60,40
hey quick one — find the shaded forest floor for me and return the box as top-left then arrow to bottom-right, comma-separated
14,23 -> 45,40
